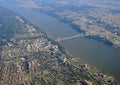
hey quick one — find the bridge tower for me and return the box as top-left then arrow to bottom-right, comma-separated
57,37 -> 61,43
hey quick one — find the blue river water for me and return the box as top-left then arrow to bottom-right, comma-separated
0,2 -> 120,78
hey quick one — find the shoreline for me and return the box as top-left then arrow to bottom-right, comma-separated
35,9 -> 120,51
0,2 -> 120,84
32,10 -> 120,81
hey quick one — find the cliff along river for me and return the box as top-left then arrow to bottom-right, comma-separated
0,2 -> 120,78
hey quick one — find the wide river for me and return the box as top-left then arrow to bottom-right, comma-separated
1,2 -> 120,78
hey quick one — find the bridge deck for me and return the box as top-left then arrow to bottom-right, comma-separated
56,33 -> 87,42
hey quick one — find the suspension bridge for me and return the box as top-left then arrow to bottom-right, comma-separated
56,33 -> 88,42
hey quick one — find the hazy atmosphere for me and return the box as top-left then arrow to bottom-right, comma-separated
0,0 -> 120,85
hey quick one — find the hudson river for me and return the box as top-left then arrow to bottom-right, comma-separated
1,2 -> 120,78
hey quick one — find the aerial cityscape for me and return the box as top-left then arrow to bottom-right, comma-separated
0,0 -> 120,85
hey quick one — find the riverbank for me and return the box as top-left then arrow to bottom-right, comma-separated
18,8 -> 119,80
34,9 -> 120,50
1,2 -> 120,81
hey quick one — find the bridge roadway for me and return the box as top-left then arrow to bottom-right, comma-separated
56,33 -> 87,42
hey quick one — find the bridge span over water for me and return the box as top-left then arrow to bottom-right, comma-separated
56,33 -> 88,42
